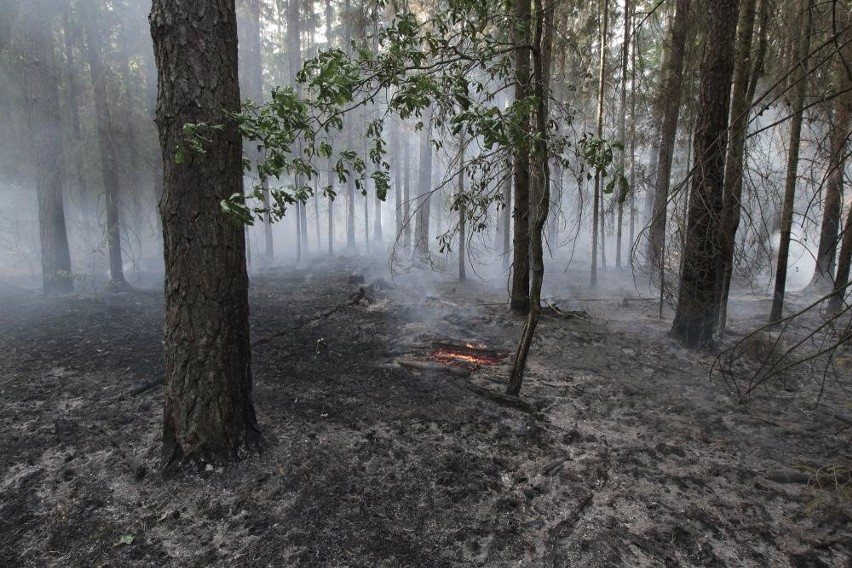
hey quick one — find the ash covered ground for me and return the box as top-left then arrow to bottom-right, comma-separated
0,257 -> 849,567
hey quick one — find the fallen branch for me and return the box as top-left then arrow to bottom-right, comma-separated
251,287 -> 367,348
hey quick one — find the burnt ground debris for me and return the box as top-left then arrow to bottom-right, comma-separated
0,258 -> 849,567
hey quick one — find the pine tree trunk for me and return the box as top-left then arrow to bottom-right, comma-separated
717,0 -> 759,335
81,0 -> 126,287
615,0 -> 631,270
458,131 -> 467,281
511,0 -> 532,312
769,0 -> 812,324
414,108 -> 433,260
403,132 -> 412,252
24,0 -> 73,295
591,0 -> 609,287
508,0 -> 552,396
646,0 -> 690,271
809,46 -> 851,290
151,0 -> 262,465
671,0 -> 739,348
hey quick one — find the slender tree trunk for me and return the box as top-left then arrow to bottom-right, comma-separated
828,191 -> 852,314
671,0 -> 738,348
150,0 -> 262,465
511,0 -> 532,312
769,0 -> 812,324
81,0 -> 126,287
414,107 -> 433,260
591,0 -> 609,287
615,0 -> 631,270
403,132 -> 412,252
646,0 -> 690,271
629,1 -> 638,258
24,0 -> 73,295
508,0 -> 552,396
457,131 -> 467,281
717,0 -> 759,335
497,159 -> 512,269
810,47 -> 851,290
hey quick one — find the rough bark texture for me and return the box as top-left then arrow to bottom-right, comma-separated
828,188 -> 852,314
615,0 -> 631,270
81,0 -> 126,287
671,0 -> 738,348
769,0 -> 812,324
510,0 -> 532,312
23,0 -> 73,296
508,0 -> 552,396
150,0 -> 262,465
717,0 -> 758,336
646,0 -> 690,270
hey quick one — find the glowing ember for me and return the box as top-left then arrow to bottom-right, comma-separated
430,342 -> 503,366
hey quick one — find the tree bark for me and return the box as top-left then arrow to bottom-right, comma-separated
646,0 -> 690,271
23,0 -> 74,295
511,0 -> 532,312
670,0 -> 739,348
809,41 -> 851,290
717,0 -> 759,336
591,0 -> 609,287
507,0 -> 553,396
81,0 -> 127,288
615,0 -> 631,270
414,107 -> 433,260
150,0 -> 262,465
769,0 -> 812,324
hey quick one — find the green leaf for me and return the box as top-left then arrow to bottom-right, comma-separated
114,534 -> 135,547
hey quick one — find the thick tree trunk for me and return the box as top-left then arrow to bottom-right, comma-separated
671,0 -> 738,348
769,0 -> 812,324
511,0 -> 532,312
717,0 -> 759,336
24,0 -> 73,295
646,0 -> 690,271
150,0 -> 262,465
81,0 -> 126,287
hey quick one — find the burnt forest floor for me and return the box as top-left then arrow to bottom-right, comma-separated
0,256 -> 849,567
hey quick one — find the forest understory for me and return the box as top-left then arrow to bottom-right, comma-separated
0,257 -> 849,567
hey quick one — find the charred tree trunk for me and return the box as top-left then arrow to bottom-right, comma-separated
150,0 -> 262,464
717,0 -> 759,335
671,0 -> 738,348
81,0 -> 127,288
511,0 -> 532,312
508,0 -> 552,396
615,0 -> 631,270
457,131 -> 467,281
810,42 -> 851,290
24,0 -> 73,295
769,0 -> 812,324
646,0 -> 690,271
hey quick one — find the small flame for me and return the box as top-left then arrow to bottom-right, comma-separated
431,349 -> 501,366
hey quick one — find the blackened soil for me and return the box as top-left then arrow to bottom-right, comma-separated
0,259 -> 849,567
